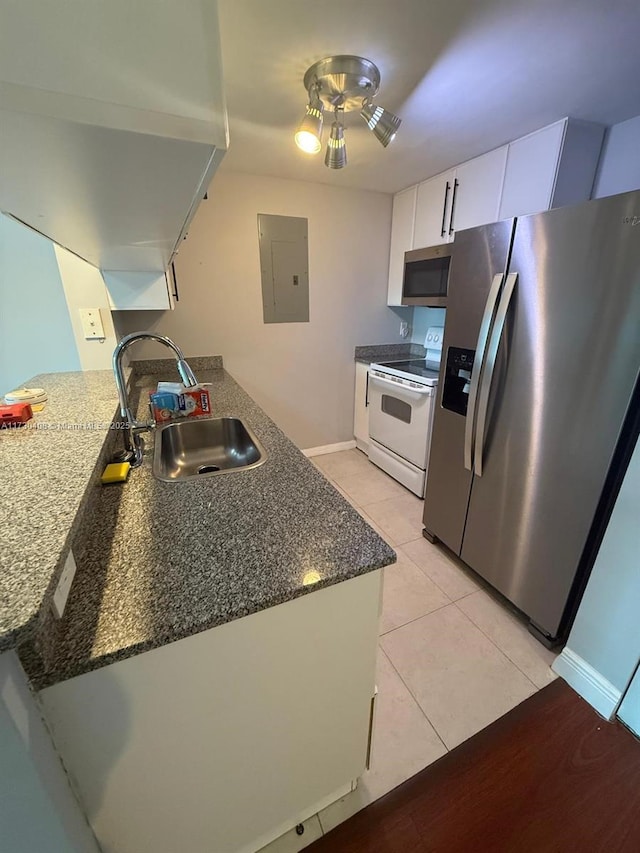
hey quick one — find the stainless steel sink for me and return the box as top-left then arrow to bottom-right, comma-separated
153,417 -> 266,482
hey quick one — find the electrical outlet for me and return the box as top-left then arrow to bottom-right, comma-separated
399,320 -> 409,339
79,308 -> 105,340
52,550 -> 77,618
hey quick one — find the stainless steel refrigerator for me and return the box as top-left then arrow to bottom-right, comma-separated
423,190 -> 640,644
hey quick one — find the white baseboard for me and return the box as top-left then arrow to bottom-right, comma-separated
303,440 -> 356,458
354,437 -> 370,455
552,648 -> 622,720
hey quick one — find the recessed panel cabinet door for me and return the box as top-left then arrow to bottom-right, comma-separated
452,147 -> 508,234
413,170 -> 455,249
498,121 -> 566,219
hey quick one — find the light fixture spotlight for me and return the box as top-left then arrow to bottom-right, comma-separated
294,86 -> 324,154
361,99 -> 402,147
325,110 -> 347,169
294,55 -> 401,169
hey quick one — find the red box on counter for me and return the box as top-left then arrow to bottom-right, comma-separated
0,402 -> 33,426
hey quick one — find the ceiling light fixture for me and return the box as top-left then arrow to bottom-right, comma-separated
325,108 -> 347,169
360,99 -> 402,147
294,55 -> 401,168
294,86 -> 324,154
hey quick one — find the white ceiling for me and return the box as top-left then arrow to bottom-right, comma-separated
217,0 -> 640,193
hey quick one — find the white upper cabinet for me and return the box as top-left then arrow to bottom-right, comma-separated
104,270 -> 177,312
0,0 -> 228,276
452,147 -> 508,234
413,170 -> 456,249
498,122 -> 565,219
387,186 -> 417,306
499,119 -> 605,219
387,118 -> 603,306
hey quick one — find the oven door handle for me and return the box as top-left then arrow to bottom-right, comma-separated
369,374 -> 434,396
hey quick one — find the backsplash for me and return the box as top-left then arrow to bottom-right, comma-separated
411,307 -> 446,345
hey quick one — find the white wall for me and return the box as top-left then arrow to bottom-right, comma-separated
411,307 -> 446,346
593,114 -> 640,198
113,171 -> 405,448
54,245 -> 117,371
0,651 -> 99,853
0,214 -> 81,394
554,436 -> 640,717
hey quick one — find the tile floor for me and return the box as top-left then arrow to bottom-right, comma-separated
259,448 -> 558,852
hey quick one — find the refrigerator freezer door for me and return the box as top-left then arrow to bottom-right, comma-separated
423,220 -> 514,553
461,191 -> 640,638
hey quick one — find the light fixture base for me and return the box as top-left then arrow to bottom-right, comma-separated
303,55 -> 381,112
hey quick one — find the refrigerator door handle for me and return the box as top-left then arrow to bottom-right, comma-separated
463,273 -> 505,471
473,271 -> 518,477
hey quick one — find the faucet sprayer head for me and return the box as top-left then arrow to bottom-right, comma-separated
177,358 -> 198,388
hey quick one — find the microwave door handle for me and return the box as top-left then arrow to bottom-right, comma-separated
473,272 -> 518,477
370,374 -> 433,395
464,273 -> 504,471
440,182 -> 451,238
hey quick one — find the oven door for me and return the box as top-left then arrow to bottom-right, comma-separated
368,373 -> 435,469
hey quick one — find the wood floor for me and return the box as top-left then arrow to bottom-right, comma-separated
307,680 -> 640,853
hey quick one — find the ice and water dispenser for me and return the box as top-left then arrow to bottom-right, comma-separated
441,347 -> 475,416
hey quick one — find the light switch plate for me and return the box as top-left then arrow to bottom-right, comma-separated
79,308 -> 105,340
52,550 -> 77,618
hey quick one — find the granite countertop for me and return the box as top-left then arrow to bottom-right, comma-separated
0,370 -> 121,651
354,343 -> 425,364
0,358 -> 225,655
21,367 -> 395,688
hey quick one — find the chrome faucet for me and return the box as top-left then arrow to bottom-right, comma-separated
112,332 -> 198,467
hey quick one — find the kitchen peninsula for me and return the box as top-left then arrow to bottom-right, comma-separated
0,359 -> 394,853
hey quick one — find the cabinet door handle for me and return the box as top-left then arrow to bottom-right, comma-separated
440,182 -> 451,238
449,179 -> 459,236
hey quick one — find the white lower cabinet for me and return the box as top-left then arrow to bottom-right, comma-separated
353,362 -> 370,454
0,651 -> 100,853
39,571 -> 382,853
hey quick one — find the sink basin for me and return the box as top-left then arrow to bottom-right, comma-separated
153,417 -> 266,482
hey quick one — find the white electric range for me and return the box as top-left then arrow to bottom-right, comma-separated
368,327 -> 444,497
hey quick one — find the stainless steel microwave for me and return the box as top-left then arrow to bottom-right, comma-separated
401,244 -> 451,306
